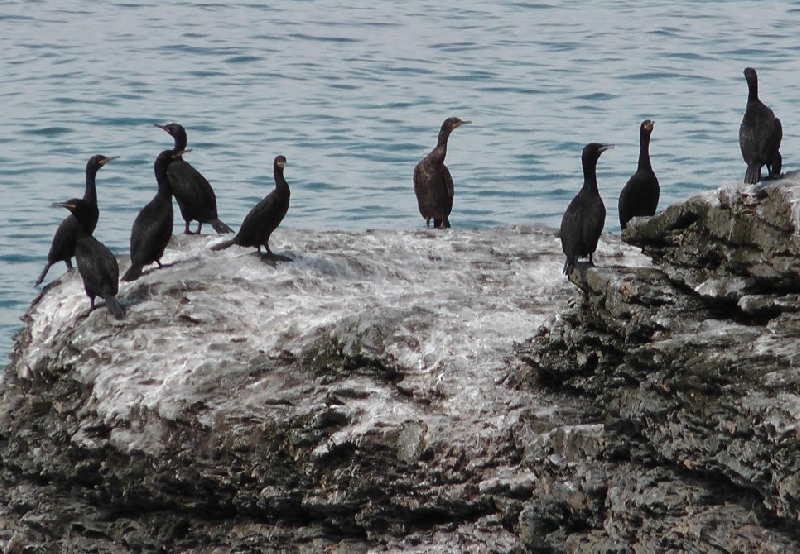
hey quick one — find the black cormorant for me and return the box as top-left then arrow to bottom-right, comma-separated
560,143 -> 614,275
52,198 -> 124,319
35,154 -> 117,286
618,120 -> 659,230
413,116 -> 471,229
211,155 -> 291,261
154,122 -> 234,234
122,149 -> 182,281
739,67 -> 782,184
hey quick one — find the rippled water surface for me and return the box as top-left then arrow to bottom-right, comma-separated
2,1 -> 800,362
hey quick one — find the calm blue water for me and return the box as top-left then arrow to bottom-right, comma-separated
2,1 -> 800,363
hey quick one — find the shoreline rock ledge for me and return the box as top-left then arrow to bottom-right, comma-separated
512,175 -> 800,552
1,174 -> 800,551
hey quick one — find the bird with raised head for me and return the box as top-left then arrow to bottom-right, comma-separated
211,155 -> 291,262
560,143 -> 614,276
122,149 -> 183,281
52,197 -> 124,319
739,67 -> 782,184
618,120 -> 659,230
35,154 -> 118,286
154,122 -> 234,234
413,116 -> 471,229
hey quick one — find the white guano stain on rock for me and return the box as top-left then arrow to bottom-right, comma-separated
18,225 -> 648,457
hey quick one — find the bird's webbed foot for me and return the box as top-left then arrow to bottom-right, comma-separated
260,252 -> 293,264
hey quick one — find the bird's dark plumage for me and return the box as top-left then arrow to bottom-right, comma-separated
211,155 -> 291,261
413,116 -> 471,229
53,198 -> 124,319
35,154 -> 117,286
739,67 -> 782,184
154,122 -> 233,234
122,149 -> 182,281
560,143 -> 614,276
619,120 -> 659,230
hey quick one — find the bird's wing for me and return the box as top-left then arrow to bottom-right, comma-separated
77,237 -> 120,297
168,160 -> 218,213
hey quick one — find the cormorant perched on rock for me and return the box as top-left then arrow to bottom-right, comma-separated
618,120 -> 659,230
52,198 -> 124,319
122,149 -> 183,281
413,116 -> 471,229
739,67 -> 782,184
154,122 -> 234,234
35,154 -> 118,286
211,155 -> 291,261
560,143 -> 614,275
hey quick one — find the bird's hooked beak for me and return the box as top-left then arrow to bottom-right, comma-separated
457,120 -> 472,128
100,155 -> 120,166
52,201 -> 77,210
174,148 -> 191,158
599,144 -> 615,153
154,123 -> 176,136
277,160 -> 286,168
644,120 -> 655,131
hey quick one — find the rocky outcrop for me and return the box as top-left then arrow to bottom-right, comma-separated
3,176 -> 800,552
1,226 -> 641,553
511,175 -> 800,551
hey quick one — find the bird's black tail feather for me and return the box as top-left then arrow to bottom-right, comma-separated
562,256 -> 576,276
210,218 -> 234,234
767,152 -> 782,178
210,238 -> 236,251
34,263 -> 52,287
103,294 -> 125,320
122,264 -> 143,282
744,164 -> 761,184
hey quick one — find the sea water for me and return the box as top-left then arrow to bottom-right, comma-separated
1,1 -> 799,363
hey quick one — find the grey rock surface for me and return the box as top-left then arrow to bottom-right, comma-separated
511,174 -> 800,552
0,226 -> 647,552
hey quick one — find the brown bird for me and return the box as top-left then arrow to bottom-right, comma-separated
413,116 -> 471,229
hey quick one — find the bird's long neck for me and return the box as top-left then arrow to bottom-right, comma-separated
172,130 -> 188,151
438,129 -> 452,156
637,132 -> 652,172
154,163 -> 172,197
583,159 -> 599,193
82,166 -> 101,232
430,130 -> 451,164
84,166 -> 98,205
748,78 -> 759,103
274,167 -> 289,192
